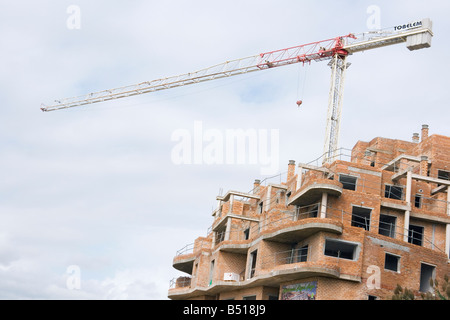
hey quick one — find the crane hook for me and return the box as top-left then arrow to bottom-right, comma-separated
296,100 -> 303,107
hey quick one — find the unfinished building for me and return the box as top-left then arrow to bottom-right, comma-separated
168,125 -> 450,300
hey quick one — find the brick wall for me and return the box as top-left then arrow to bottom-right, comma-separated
170,128 -> 450,301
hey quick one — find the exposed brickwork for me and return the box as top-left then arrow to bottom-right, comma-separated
169,126 -> 450,300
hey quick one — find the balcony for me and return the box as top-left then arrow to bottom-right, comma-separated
212,211 -> 259,234
261,262 -> 341,284
213,205 -> 343,249
169,276 -> 191,290
214,191 -> 259,221
168,234 -> 366,300
168,260 -> 345,300
288,178 -> 343,207
260,217 -> 343,243
173,238 -> 211,274
257,246 -> 340,280
216,190 -> 260,203
215,239 -> 253,254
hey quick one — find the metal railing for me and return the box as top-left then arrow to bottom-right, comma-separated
175,243 -> 195,256
174,147 -> 450,257
212,202 -> 320,245
247,171 -> 289,194
175,238 -> 211,257
169,276 -> 192,289
324,205 -> 446,254
210,200 -> 446,254
260,246 -> 311,269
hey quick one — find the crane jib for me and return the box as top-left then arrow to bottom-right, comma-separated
40,19 -> 432,112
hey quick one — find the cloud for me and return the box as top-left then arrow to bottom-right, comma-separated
0,0 -> 448,300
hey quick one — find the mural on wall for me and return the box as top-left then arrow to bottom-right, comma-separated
281,281 -> 317,300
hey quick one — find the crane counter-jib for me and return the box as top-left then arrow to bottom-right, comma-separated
343,18 -> 433,54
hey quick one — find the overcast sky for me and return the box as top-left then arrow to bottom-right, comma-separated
0,1 -> 449,299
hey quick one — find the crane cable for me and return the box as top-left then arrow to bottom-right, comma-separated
296,63 -> 308,107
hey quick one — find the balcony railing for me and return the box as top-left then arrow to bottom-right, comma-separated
260,246 -> 312,270
212,202 -> 322,245
324,205 -> 447,254
169,276 -> 192,289
175,238 -> 211,257
206,201 -> 446,254
175,243 -> 195,256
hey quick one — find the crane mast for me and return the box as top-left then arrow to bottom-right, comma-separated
41,18 -> 433,164
324,53 -> 349,164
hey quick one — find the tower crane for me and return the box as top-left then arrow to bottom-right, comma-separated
41,18 -> 433,163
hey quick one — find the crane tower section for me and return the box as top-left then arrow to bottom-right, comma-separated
323,54 -> 349,164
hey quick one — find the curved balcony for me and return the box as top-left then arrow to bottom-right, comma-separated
168,261 -> 347,300
260,217 -> 343,243
261,261 -> 341,284
173,238 -> 211,274
216,239 -> 253,254
288,178 -> 343,207
173,254 -> 196,274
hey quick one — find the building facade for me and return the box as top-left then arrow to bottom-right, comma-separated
168,125 -> 450,300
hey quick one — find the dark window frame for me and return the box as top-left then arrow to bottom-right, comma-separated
437,169 -> 450,180
339,174 -> 357,191
379,214 -> 396,238
324,239 -> 359,261
419,263 -> 436,293
384,253 -> 400,272
408,224 -> 424,246
248,250 -> 258,279
351,206 -> 372,231
414,194 -> 422,208
385,184 -> 404,200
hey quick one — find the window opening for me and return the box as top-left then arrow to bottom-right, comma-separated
384,253 -> 400,272
285,191 -> 291,206
385,184 -> 403,200
437,170 -> 450,180
352,206 -> 372,231
324,239 -> 358,260
244,228 -> 250,240
408,224 -> 424,246
209,260 -> 215,286
414,194 -> 422,208
258,202 -> 263,214
379,214 -> 396,238
249,250 -> 258,279
339,175 -> 357,191
419,263 -> 435,293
